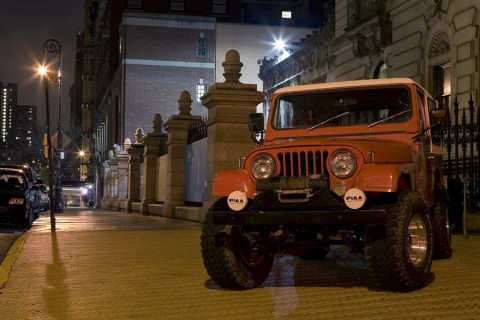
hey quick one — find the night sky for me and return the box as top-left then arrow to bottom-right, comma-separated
0,0 -> 84,128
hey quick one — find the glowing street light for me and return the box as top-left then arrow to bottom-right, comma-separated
274,39 -> 285,51
79,150 -> 86,181
273,38 -> 290,61
38,66 -> 47,76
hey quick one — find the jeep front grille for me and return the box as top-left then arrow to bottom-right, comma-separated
277,149 -> 329,177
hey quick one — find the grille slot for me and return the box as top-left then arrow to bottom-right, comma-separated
277,149 -> 328,177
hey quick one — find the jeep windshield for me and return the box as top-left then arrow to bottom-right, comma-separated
273,86 -> 411,130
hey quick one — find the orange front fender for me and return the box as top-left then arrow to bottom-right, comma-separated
212,169 -> 257,199
355,164 -> 408,193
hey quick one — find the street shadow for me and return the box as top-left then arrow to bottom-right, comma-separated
263,247 -> 372,289
204,246 -> 437,291
203,246 -> 372,290
42,232 -> 70,319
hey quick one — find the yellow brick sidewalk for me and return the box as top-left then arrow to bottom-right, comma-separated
0,218 -> 479,319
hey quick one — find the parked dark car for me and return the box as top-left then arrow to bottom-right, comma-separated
0,168 -> 38,228
0,164 -> 41,217
39,184 -> 50,211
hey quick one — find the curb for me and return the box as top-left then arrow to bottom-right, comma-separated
0,233 -> 27,288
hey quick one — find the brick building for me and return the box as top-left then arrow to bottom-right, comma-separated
75,0 -> 329,182
0,82 -> 40,170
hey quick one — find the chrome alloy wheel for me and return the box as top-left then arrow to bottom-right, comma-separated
407,212 -> 428,266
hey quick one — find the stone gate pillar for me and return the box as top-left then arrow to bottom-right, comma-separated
163,91 -> 202,218
141,113 -> 168,214
201,49 -> 264,218
116,141 -> 130,206
101,160 -> 111,209
126,131 -> 144,212
108,157 -> 119,209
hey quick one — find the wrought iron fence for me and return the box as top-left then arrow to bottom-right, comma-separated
187,118 -> 208,144
441,95 -> 480,212
185,118 -> 208,205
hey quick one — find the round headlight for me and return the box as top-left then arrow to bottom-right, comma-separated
251,154 -> 276,179
330,150 -> 356,178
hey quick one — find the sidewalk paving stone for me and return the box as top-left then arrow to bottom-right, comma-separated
0,210 -> 479,319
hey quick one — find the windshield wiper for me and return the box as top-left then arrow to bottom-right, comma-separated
309,111 -> 350,131
367,109 -> 410,128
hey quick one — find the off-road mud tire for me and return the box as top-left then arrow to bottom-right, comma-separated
201,198 -> 274,290
34,206 -> 41,219
432,188 -> 452,259
365,190 -> 433,292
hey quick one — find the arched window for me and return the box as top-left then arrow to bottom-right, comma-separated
428,32 -> 451,109
433,63 -> 451,109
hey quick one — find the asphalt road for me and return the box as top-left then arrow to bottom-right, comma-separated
0,229 -> 23,266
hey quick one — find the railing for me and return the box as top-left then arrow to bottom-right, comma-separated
460,177 -> 480,238
187,118 -> 207,144
185,119 -> 208,205
441,95 -> 480,212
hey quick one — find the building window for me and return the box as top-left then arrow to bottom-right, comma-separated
196,81 -> 207,101
170,0 -> 185,12
433,63 -> 451,109
126,0 -> 143,10
197,33 -> 207,58
282,11 -> 292,19
212,0 -> 227,15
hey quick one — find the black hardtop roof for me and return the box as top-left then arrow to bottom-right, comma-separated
0,163 -> 37,180
0,167 -> 27,177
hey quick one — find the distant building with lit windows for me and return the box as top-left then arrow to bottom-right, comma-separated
0,82 -> 17,151
8,104 -> 37,151
0,82 -> 40,167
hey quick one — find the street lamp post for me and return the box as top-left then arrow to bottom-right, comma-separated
42,39 -> 63,215
79,150 -> 86,181
41,64 -> 55,231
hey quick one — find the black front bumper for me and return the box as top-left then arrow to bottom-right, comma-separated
0,206 -> 25,225
213,208 -> 386,226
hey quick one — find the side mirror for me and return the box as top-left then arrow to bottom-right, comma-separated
431,109 -> 448,121
248,113 -> 264,132
248,113 -> 265,146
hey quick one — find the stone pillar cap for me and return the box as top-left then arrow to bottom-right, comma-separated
222,49 -> 243,83
178,91 -> 192,115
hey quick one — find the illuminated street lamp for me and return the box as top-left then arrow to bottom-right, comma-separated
41,38 -> 64,221
38,60 -> 56,231
273,38 -> 290,61
79,150 -> 86,181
